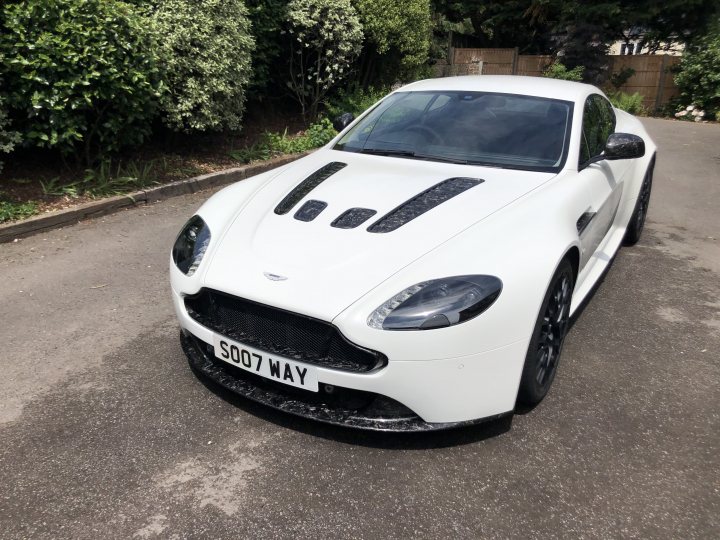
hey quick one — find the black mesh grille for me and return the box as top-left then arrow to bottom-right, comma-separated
331,208 -> 377,229
274,162 -> 346,215
185,289 -> 386,373
368,177 -> 483,233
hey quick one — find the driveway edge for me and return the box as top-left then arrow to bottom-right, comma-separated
0,153 -> 305,243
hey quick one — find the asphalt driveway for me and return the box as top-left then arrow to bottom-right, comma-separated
0,117 -> 718,539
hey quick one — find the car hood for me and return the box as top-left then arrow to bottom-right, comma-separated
203,149 -> 555,320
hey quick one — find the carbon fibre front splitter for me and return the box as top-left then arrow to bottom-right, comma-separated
180,331 -> 501,432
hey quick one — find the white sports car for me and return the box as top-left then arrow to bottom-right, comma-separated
170,76 -> 655,431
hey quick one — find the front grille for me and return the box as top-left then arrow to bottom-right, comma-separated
184,289 -> 386,373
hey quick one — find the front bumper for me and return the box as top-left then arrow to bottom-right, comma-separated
173,288 -> 525,426
181,332 -> 497,431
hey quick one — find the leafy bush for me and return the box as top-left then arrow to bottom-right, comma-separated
353,0 -> 432,83
543,62 -> 584,81
0,199 -> 38,224
229,118 -> 337,163
286,0 -> 363,119
607,91 -> 646,115
0,51 -> 20,173
0,0 -> 162,164
152,0 -> 255,132
40,159 -> 160,198
246,0 -> 289,99
0,97 -> 20,175
675,26 -> 720,116
325,85 -> 389,119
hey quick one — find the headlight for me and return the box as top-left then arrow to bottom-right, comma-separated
367,275 -> 502,330
172,216 -> 211,276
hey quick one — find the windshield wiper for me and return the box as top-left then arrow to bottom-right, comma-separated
359,148 -> 417,157
358,148 -> 514,169
360,148 -> 466,163
413,153 -> 473,165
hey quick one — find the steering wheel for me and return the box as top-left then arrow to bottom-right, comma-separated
405,125 -> 443,145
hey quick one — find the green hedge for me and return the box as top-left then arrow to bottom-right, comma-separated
0,95 -> 20,174
0,51 -> 21,174
152,0 -> 255,132
0,0 -> 162,163
675,26 -> 720,116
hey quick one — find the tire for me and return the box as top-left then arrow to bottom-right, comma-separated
623,157 -> 655,246
517,258 -> 575,406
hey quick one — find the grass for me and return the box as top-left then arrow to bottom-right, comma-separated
607,91 -> 647,115
0,198 -> 38,224
1,158 -> 173,223
40,159 -> 162,199
228,118 -> 337,164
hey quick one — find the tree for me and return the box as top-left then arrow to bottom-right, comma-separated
246,0 -> 290,100
429,0 -> 557,53
615,0 -> 719,53
353,0 -> 432,85
152,0 -> 255,132
286,0 -> 363,119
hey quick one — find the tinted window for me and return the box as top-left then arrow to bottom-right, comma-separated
334,91 -> 573,172
580,95 -> 616,165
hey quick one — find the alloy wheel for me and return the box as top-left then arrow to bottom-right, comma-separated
635,168 -> 653,232
535,272 -> 572,387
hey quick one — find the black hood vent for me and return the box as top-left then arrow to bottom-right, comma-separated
331,208 -> 377,229
274,162 -> 347,215
368,177 -> 484,233
294,200 -> 327,222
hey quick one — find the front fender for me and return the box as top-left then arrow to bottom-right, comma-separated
170,161 -> 298,295
333,172 -> 581,362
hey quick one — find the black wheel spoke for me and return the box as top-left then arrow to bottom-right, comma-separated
534,271 -> 572,389
635,169 -> 653,232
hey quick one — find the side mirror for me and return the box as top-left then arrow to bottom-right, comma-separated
604,133 -> 645,160
333,112 -> 355,132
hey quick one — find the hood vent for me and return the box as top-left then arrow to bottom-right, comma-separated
331,208 -> 378,229
274,162 -> 347,215
294,200 -> 328,222
368,177 -> 484,233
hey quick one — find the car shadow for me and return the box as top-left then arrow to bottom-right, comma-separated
193,370 -> 513,449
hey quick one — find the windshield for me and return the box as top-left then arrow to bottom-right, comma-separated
334,91 -> 573,172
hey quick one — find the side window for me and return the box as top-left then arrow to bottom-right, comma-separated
579,95 -> 616,166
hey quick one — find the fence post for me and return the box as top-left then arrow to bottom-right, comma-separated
512,47 -> 519,75
655,54 -> 669,112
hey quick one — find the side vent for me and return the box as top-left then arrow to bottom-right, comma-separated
331,208 -> 377,229
576,211 -> 596,235
294,200 -> 327,222
368,177 -> 483,233
274,162 -> 347,215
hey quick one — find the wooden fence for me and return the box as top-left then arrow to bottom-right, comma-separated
435,48 -> 681,110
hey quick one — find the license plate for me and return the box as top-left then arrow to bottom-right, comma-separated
212,334 -> 319,392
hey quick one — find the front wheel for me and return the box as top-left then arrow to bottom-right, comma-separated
623,157 -> 655,246
517,259 -> 575,406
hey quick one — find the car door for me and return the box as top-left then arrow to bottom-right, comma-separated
575,94 -> 625,271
